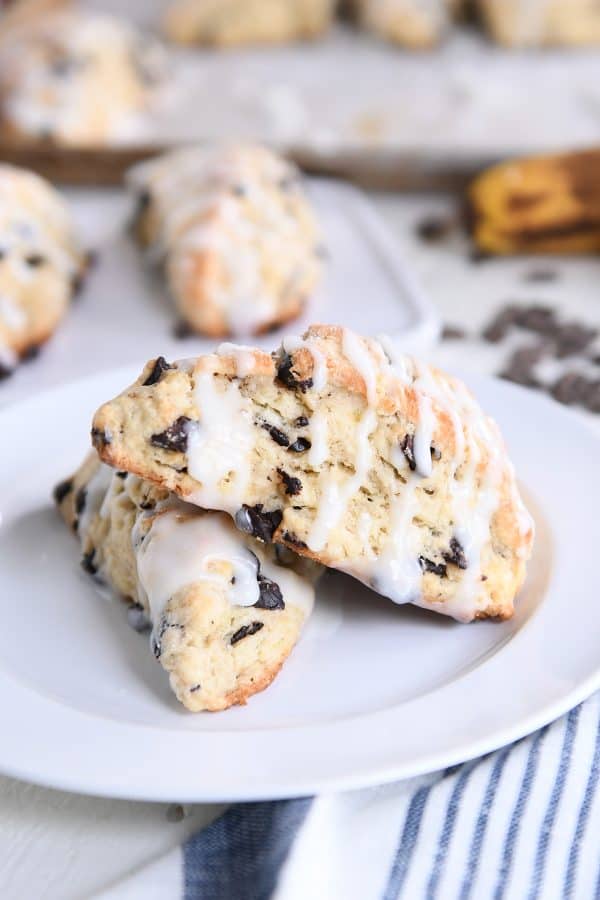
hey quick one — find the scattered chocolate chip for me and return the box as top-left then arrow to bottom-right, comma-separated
277,468 -> 302,496
499,367 -> 540,389
53,478 -> 73,505
551,372 -> 590,406
262,422 -> 289,447
91,427 -> 112,447
416,216 -> 454,243
419,556 -> 447,577
230,621 -> 264,645
442,324 -> 466,341
127,603 -> 151,633
276,353 -> 313,393
143,356 -> 173,386
255,575 -> 284,610
400,434 -> 416,471
75,487 -> 86,516
554,322 -> 597,358
24,253 -> 45,268
150,416 -> 192,452
282,530 -> 307,549
288,437 -> 311,453
294,415 -> 309,427
190,684 -> 201,693
81,549 -> 97,575
498,344 -> 547,388
235,505 -> 282,542
443,537 -> 468,570
524,268 -> 559,283
584,380 -> 600,413
173,320 -> 193,339
482,307 -> 518,343
151,618 -> 184,659
513,304 -> 557,335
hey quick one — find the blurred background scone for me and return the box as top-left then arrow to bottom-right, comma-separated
128,143 -> 323,338
163,0 -> 335,47
0,163 -> 87,377
476,0 -> 600,47
0,9 -> 167,146
353,0 -> 463,48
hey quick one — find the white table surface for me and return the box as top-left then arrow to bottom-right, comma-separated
1,193 -> 599,899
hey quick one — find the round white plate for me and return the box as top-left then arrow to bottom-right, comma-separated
0,367 -> 598,802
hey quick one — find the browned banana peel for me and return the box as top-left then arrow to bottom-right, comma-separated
467,148 -> 600,255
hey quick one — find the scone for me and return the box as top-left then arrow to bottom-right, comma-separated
128,143 -> 323,338
354,0 -> 463,48
467,149 -> 600,256
91,328 -> 534,624
0,163 -> 88,378
0,11 -> 167,146
476,0 -> 600,47
163,0 -> 334,47
54,451 -> 316,712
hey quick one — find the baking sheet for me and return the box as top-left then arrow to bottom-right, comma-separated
0,178 -> 438,406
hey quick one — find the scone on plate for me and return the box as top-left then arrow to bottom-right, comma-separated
163,0 -> 334,47
128,143 -> 323,338
0,10 -> 167,146
0,163 -> 88,378
467,149 -> 600,255
353,0 -> 463,48
476,0 -> 600,47
91,327 -> 535,624
55,451 -> 317,712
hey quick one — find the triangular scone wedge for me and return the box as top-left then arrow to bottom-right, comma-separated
92,324 -> 534,623
55,452 -> 317,712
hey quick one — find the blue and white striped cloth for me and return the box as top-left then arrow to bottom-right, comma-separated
100,692 -> 600,900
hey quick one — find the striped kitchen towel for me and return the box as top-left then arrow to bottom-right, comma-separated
98,691 -> 600,900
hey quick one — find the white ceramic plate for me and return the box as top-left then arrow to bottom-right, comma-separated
0,366 -> 598,802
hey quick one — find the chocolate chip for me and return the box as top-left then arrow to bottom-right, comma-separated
151,618 -> 184,659
81,549 -> 97,575
116,471 -> 128,479
71,271 -> 85,298
294,416 -> 309,427
499,344 -> 547,388
583,380 -> 600,413
21,344 -> 40,362
0,363 -> 13,380
127,603 -> 151,633
53,478 -> 73,505
400,434 -> 416,471
288,437 -> 311,453
482,307 -> 518,343
276,354 -> 313,393
143,356 -> 173,387
140,500 -> 155,510
524,268 -> 559,283
75,487 -> 86,516
173,320 -> 193,339
262,422 -> 289,447
442,324 -> 467,341
419,556 -> 447,577
554,322 -> 597,358
282,530 -> 307,549
136,189 -> 151,213
24,253 -> 45,268
443,537 -> 468,570
551,372 -> 589,406
416,216 -> 453,243
150,416 -> 192,452
255,575 -> 284,610
190,684 -> 201,693
230,621 -> 264,645
431,446 -> 441,461
513,304 -> 557,335
235,505 -> 282,542
469,248 -> 492,264
91,427 -> 112,447
277,468 -> 302,496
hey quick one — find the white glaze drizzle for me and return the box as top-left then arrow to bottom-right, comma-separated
76,463 -> 113,540
216,342 -> 257,378
308,408 -> 329,468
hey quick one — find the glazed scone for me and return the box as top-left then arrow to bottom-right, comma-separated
354,0 -> 463,48
54,451 -> 316,712
476,0 -> 600,47
468,149 -> 600,256
92,328 -> 534,624
163,0 -> 334,47
0,11 -> 167,146
0,163 -> 88,377
128,144 -> 323,338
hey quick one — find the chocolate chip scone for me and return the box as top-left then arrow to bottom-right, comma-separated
0,11 -> 167,146
92,326 -> 534,623
163,0 -> 334,47
55,452 -> 317,712
476,0 -> 600,47
0,163 -> 88,378
127,143 -> 323,338
354,0 -> 463,48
